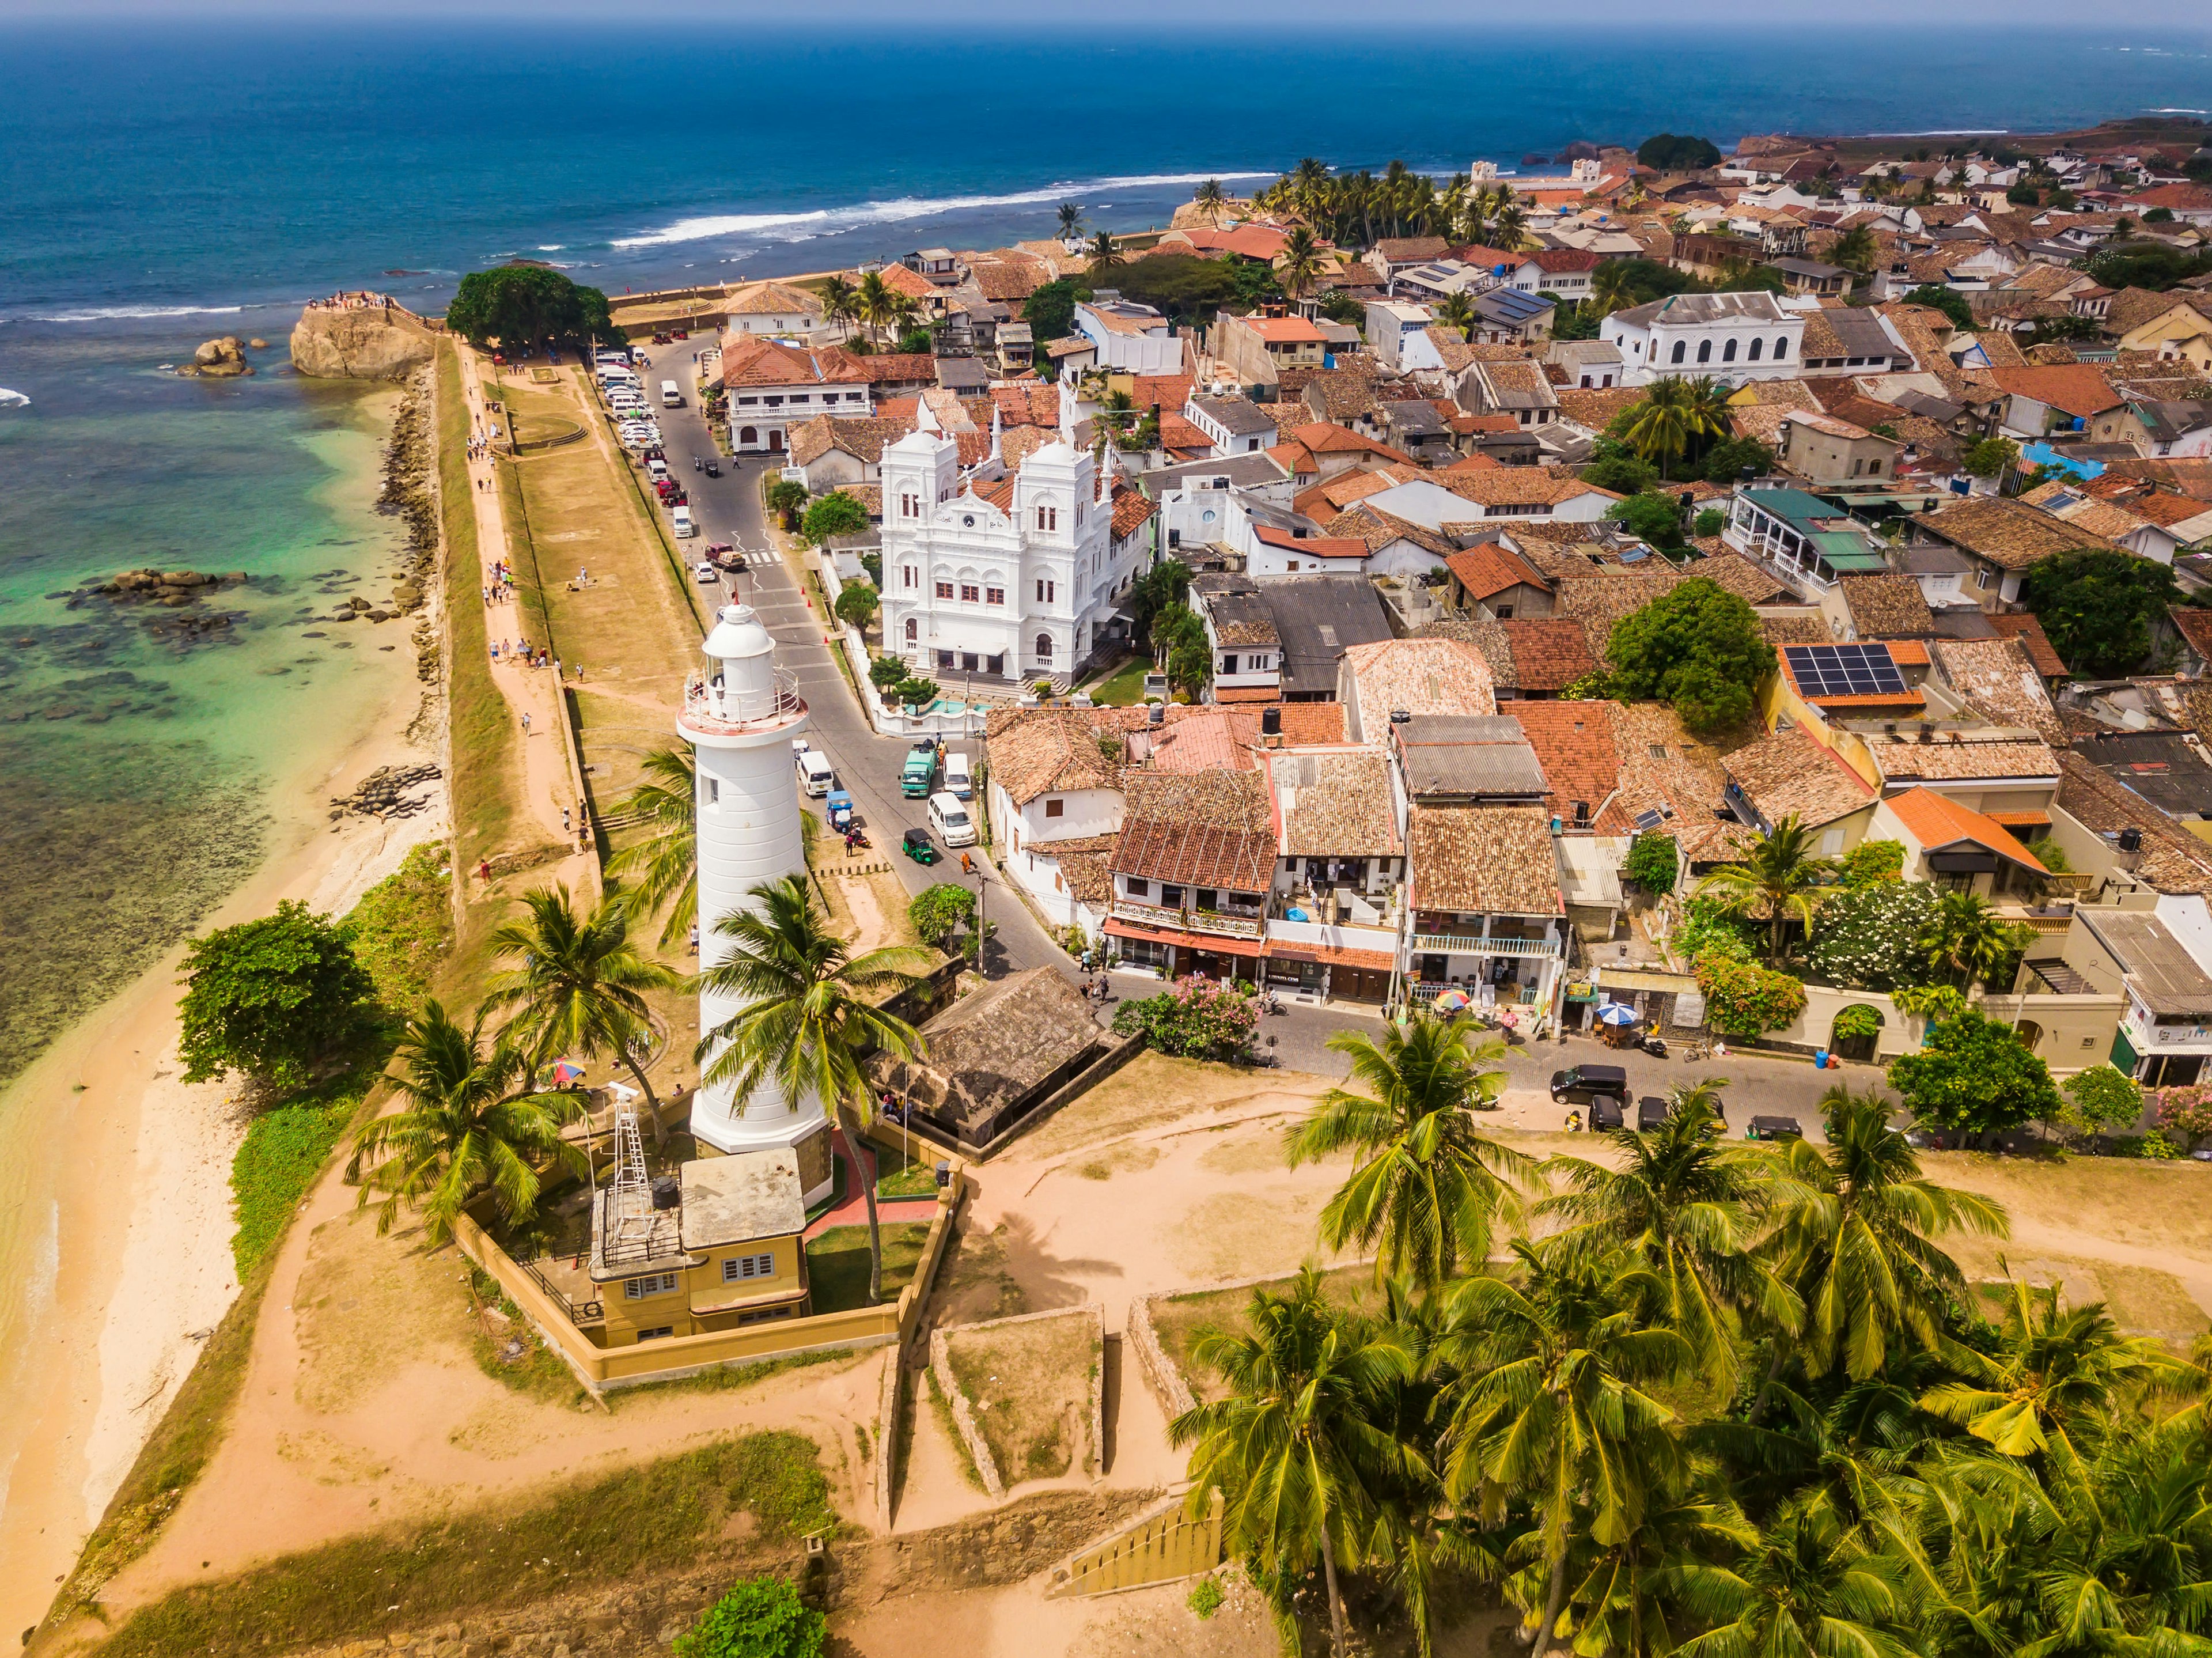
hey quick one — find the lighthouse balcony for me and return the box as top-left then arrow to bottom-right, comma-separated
681,671 -> 806,735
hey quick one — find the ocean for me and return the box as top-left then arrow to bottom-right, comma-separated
0,16 -> 2207,1080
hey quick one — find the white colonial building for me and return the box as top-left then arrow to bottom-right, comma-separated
1602,292 -> 1807,386
879,388 -> 1135,686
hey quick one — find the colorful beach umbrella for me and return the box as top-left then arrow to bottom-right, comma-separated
551,1060 -> 587,1086
1433,989 -> 1473,1012
1596,1002 -> 1641,1026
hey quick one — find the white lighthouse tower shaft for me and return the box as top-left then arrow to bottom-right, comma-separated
678,604 -> 834,1203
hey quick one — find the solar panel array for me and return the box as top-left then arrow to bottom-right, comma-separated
1783,643 -> 1907,698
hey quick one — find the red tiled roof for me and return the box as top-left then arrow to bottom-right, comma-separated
1254,525 -> 1369,559
1500,618 -> 1598,691
1987,364 -> 2124,419
1445,543 -> 1551,601
1112,817 -> 1275,891
1986,612 -> 2068,677
1885,787 -> 2047,874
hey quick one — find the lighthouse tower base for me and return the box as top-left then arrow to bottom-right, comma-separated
690,1103 -> 836,1206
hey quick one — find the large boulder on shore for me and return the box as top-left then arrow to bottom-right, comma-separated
290,305 -> 437,381
176,336 -> 252,378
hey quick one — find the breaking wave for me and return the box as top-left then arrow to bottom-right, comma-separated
612,169 -> 1275,250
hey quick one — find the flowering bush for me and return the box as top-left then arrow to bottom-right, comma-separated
1112,976 -> 1260,1059
1695,955 -> 1807,1036
1806,881 -> 1941,991
2063,1063 -> 2144,1140
1839,839 -> 1905,889
2155,1084 -> 2212,1151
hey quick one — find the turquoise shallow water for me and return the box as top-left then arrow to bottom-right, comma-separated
0,314 -> 410,1079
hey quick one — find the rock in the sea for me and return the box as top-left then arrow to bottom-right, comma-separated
247,338 -> 268,350
290,305 -> 437,381
178,336 -> 252,378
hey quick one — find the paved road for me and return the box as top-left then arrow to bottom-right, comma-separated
626,365 -> 1066,982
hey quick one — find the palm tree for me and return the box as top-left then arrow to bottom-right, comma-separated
1493,200 -> 1528,251
1191,178 -> 1228,226
1763,1085 -> 2009,1388
1918,890 -> 2030,989
1278,226 -> 1321,300
1283,1016 -> 1533,1292
1829,225 -> 1878,274
695,876 -> 934,1302
1056,200 -> 1082,240
605,746 -> 696,948
484,884 -> 680,1142
1921,1275 -> 2191,1464
1170,1269 -> 1414,1658
1085,229 -> 1122,278
818,274 -> 859,339
1696,813 -> 1840,962
853,270 -> 896,347
1588,258 -> 1637,320
1672,1494 -> 1919,1658
1620,375 -> 1699,479
1436,1240 -> 1693,1658
346,1001 -> 587,1243
1435,290 -> 1477,339
1537,1082 -> 1801,1395
1290,157 -> 1332,221
1684,376 -> 1736,454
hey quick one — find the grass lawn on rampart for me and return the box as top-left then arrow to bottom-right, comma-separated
806,1221 -> 933,1315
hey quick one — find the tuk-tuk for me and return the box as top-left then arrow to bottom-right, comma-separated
902,827 -> 939,865
825,790 -> 855,831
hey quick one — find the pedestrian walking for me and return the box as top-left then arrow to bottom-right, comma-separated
562,806 -> 571,832
521,710 -> 531,733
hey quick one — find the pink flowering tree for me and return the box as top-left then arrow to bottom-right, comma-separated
1112,975 -> 1260,1060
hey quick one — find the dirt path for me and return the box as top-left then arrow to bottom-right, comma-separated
100,1173 -> 882,1608
455,348 -> 593,894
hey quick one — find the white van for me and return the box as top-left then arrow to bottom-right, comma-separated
661,380 -> 683,408
927,790 -> 975,847
795,745 -> 835,796
672,504 -> 697,538
645,457 -> 669,483
943,751 -> 972,800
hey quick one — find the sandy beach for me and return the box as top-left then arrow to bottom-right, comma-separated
0,572 -> 447,1644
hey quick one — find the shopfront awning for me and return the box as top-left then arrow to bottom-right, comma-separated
1268,941 -> 1397,972
1104,918 -> 1267,958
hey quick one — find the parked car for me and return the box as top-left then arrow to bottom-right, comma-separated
1588,1095 -> 1626,1131
1636,1095 -> 1671,1131
944,751 -> 972,800
1550,1064 -> 1628,1106
1747,1115 -> 1804,1141
692,561 -> 719,584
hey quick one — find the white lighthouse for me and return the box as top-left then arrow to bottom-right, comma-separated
678,604 -> 833,1204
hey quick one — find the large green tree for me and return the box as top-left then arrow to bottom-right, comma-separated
2018,547 -> 2182,677
1887,1008 -> 2061,1144
1637,134 -> 1724,171
1283,1017 -> 1532,1292
445,266 -> 616,351
1022,277 -> 1089,346
1607,578 -> 1777,735
694,876 -> 933,1302
177,900 -> 374,1090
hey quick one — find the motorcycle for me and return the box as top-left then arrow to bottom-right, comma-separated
843,828 -> 871,853
1640,1035 -> 1668,1059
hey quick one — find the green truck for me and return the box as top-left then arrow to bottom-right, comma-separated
900,745 -> 936,797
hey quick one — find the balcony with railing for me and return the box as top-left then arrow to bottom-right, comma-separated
1411,932 -> 1562,960
518,1254 -> 605,1328
1111,898 -> 1267,940
680,669 -> 805,736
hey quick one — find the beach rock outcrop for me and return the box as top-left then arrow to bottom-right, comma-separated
176,336 -> 252,378
291,304 -> 438,381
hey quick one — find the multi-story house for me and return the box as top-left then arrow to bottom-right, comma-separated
878,395 -> 1131,686
1104,771 -> 1277,983
1075,296 -> 1181,374
1211,310 -> 1328,390
1390,714 -> 1570,1019
1260,748 -> 1404,1005
1601,292 -> 1806,386
719,334 -> 874,455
